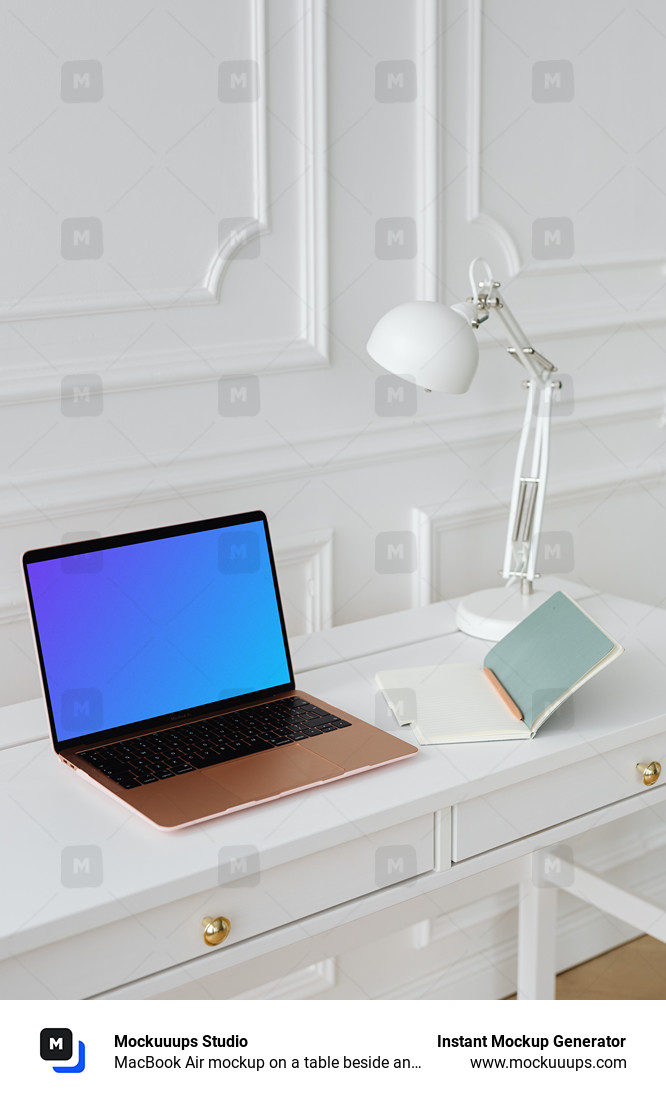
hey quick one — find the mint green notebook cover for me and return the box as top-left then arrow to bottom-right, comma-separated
484,591 -> 615,730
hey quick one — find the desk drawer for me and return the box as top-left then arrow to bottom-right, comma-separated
452,731 -> 666,862
0,814 -> 434,999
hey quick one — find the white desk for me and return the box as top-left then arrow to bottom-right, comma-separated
1,593 -> 666,1000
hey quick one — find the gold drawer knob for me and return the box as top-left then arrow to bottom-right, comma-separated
202,916 -> 231,946
636,761 -> 662,786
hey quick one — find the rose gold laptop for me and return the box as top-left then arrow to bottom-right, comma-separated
23,511 -> 416,829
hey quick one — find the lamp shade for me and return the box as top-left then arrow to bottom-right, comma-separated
366,300 -> 479,393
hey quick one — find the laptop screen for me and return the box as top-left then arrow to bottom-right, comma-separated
23,513 -> 294,747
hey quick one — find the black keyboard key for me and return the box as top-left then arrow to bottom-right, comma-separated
179,750 -> 204,764
261,733 -> 292,746
197,752 -> 229,768
80,695 -> 349,787
243,736 -> 271,751
230,744 -> 259,759
97,763 -> 120,776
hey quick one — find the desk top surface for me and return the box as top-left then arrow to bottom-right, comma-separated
2,592 -> 666,957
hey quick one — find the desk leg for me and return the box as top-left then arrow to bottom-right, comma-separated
516,869 -> 558,1000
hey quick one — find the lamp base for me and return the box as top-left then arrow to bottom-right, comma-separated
456,585 -> 555,641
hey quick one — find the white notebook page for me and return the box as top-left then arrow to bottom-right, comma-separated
376,663 -> 529,743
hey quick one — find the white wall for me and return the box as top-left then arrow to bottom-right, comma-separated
2,0 -> 666,995
2,0 -> 666,701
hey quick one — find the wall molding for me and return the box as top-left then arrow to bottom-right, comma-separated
0,383 -> 662,628
0,382 -> 662,532
476,300 -> 666,345
417,0 -> 440,300
1,1 -> 268,323
462,0 -> 666,336
0,0 -> 328,393
0,593 -> 26,627
413,455 -> 666,606
466,0 -> 521,277
204,0 -> 268,304
274,527 -> 334,633
299,0 -> 329,361
0,336 -> 328,409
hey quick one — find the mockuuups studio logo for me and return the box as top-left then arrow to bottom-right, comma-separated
532,217 -> 574,260
375,374 -> 417,417
375,687 -> 416,729
536,531 -> 574,574
61,218 -> 103,260
375,217 -> 417,259
375,531 -> 417,574
218,845 -> 260,888
61,846 -> 103,888
219,218 -> 260,259
532,845 -> 574,888
375,60 -> 417,102
40,1028 -> 86,1073
218,60 -> 259,102
532,688 -> 575,731
218,529 -> 260,573
61,688 -> 103,733
61,60 -> 103,103
375,844 -> 417,887
218,375 -> 260,416
536,375 -> 574,417
61,374 -> 104,417
60,532 -> 103,574
532,61 -> 574,103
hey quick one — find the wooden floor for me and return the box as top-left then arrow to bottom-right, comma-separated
554,936 -> 666,999
507,936 -> 666,999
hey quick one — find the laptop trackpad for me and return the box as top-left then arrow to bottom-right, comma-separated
219,743 -> 343,803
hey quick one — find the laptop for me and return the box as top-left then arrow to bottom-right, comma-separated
22,511 -> 417,830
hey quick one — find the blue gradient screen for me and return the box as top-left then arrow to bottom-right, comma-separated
25,520 -> 292,744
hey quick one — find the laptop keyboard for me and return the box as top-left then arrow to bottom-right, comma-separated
77,696 -> 351,789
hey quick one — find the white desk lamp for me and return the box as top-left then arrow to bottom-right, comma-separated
367,257 -> 563,641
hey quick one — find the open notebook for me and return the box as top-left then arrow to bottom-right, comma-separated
376,591 -> 624,744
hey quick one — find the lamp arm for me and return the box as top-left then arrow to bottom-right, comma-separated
500,376 -> 557,591
465,260 -> 556,385
469,279 -> 559,592
486,294 -> 556,386
460,260 -> 563,594
526,383 -> 553,579
502,379 -> 536,581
